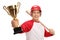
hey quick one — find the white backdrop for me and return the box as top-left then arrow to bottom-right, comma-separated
0,0 -> 60,40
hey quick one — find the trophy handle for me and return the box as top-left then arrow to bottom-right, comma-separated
3,6 -> 10,15
17,2 -> 21,13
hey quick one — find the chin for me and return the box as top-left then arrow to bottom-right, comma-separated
34,18 -> 39,20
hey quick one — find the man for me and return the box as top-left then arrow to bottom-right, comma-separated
11,5 -> 55,40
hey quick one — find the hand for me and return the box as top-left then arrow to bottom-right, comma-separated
48,29 -> 55,35
11,19 -> 19,28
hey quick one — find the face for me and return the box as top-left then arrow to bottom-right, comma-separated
31,10 -> 41,21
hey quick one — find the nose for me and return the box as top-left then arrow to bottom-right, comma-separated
35,12 -> 38,15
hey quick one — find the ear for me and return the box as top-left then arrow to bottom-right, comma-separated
40,12 -> 41,17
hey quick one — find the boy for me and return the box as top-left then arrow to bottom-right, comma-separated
11,5 -> 55,40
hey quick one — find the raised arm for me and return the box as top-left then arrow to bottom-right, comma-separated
11,19 -> 23,34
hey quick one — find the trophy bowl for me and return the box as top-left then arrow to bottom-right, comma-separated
3,2 -> 20,20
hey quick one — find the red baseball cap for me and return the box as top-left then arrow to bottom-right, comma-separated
31,5 -> 41,12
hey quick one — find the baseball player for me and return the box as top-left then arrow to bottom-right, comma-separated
11,5 -> 55,40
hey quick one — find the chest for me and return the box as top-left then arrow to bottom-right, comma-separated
26,22 -> 44,40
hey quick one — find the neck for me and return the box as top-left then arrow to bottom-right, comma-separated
32,18 -> 40,23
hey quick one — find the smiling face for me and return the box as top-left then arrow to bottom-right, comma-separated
31,10 -> 41,21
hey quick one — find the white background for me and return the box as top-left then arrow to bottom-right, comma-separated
0,0 -> 60,40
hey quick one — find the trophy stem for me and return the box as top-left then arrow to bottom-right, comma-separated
14,5 -> 17,20
13,17 -> 17,20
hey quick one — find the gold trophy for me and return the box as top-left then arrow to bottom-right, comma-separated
3,2 -> 21,20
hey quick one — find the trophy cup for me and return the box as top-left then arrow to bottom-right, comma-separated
3,2 -> 21,20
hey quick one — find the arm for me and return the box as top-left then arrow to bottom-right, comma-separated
44,29 -> 54,37
13,22 -> 30,34
11,19 -> 32,34
11,19 -> 23,34
40,21 -> 55,37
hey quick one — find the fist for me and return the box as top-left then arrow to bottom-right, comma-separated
11,19 -> 19,28
49,29 -> 55,35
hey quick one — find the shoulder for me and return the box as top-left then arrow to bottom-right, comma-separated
22,20 -> 34,25
21,20 -> 34,32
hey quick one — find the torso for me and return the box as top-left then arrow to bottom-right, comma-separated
26,22 -> 44,40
